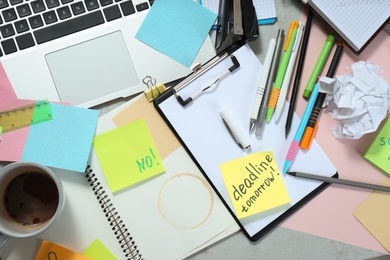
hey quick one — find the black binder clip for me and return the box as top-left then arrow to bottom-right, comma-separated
215,0 -> 259,52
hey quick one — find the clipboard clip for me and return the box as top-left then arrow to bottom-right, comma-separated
173,54 -> 240,107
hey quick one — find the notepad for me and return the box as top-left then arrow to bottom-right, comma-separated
135,0 -> 217,67
21,103 -> 98,172
0,102 -> 98,172
93,118 -> 165,192
220,151 -> 290,219
82,239 -> 117,260
304,0 -> 390,53
364,117 -> 390,175
353,177 -> 390,253
35,240 -> 89,260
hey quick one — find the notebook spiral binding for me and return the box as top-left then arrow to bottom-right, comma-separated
85,165 -> 143,260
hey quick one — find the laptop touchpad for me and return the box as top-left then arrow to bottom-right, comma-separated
45,31 -> 139,106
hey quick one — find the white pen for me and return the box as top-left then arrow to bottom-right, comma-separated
249,38 -> 276,132
274,22 -> 305,122
256,29 -> 285,137
220,108 -> 250,149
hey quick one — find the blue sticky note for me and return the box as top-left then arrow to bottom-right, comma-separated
22,103 -> 98,172
135,0 -> 217,67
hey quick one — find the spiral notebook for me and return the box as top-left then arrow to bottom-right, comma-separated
83,166 -> 141,259
84,95 -> 238,259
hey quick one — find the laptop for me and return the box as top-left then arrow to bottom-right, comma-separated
0,0 -> 216,108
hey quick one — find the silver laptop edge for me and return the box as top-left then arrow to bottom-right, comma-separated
1,0 -> 216,108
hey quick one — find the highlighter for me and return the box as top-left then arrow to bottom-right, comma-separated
303,32 -> 335,99
266,21 -> 299,122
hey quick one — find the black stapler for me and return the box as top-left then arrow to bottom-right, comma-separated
215,0 -> 259,52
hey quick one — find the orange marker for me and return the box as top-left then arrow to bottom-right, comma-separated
283,21 -> 298,51
300,122 -> 318,149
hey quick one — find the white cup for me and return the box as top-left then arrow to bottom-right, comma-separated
0,162 -> 65,247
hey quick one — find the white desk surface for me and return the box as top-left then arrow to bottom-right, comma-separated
94,1 -> 390,259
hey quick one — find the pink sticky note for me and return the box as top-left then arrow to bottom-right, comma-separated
0,62 -> 18,108
0,63 -> 34,161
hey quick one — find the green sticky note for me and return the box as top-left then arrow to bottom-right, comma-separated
364,117 -> 390,175
82,239 -> 117,260
93,118 -> 165,192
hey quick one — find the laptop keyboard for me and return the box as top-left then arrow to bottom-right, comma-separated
0,0 -> 149,56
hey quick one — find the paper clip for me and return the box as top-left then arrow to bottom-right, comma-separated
143,76 -> 166,102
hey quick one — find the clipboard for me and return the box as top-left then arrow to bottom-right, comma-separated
154,41 -> 337,241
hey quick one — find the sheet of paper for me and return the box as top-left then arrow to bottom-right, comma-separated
353,178 -> 390,253
0,125 -> 29,162
22,103 -> 98,172
280,8 -> 390,254
364,117 -> 390,175
135,0 -> 216,67
112,96 -> 180,159
0,62 -> 18,109
35,240 -> 90,260
220,151 -> 289,219
0,63 -> 32,161
93,118 -> 165,192
82,239 -> 117,260
323,61 -> 390,139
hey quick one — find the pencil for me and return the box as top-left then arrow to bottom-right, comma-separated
255,29 -> 284,137
300,42 -> 344,149
287,171 -> 390,193
283,82 -> 319,173
274,22 -> 305,123
285,10 -> 313,138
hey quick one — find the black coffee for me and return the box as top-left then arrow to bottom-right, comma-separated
3,172 -> 59,226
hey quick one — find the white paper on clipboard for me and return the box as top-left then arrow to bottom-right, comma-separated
154,42 -> 337,241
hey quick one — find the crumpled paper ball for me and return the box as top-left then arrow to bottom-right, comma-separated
323,61 -> 390,139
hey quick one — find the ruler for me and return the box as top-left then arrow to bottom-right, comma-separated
0,101 -> 53,133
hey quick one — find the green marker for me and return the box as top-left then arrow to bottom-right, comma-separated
266,21 -> 299,122
303,32 -> 335,99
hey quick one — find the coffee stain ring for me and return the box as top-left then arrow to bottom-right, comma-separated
157,173 -> 214,230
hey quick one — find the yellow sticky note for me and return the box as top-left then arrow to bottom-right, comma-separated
82,239 -> 117,260
35,240 -> 90,260
93,118 -> 165,192
364,117 -> 390,175
220,151 -> 290,219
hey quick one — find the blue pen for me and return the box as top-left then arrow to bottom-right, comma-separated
283,82 -> 319,173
